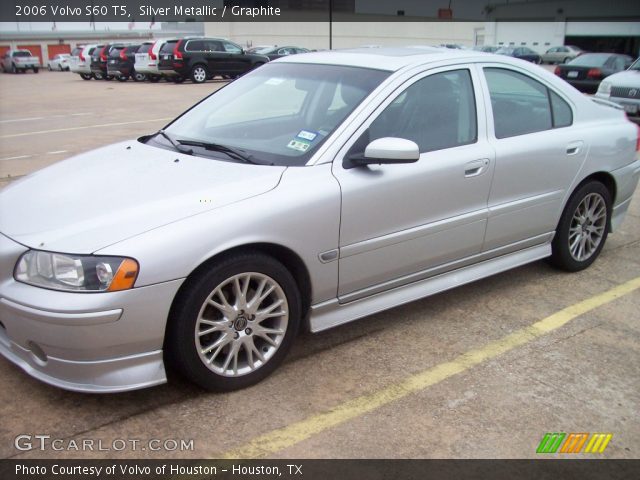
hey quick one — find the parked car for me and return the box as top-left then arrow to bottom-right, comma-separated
555,53 -> 634,93
158,37 -> 269,83
47,54 -> 70,71
595,57 -> 640,119
107,44 -> 145,82
1,47 -> 638,393
542,45 -> 583,64
246,45 -> 275,54
90,44 -> 115,80
69,44 -> 98,80
473,45 -> 498,53
1,49 -> 40,73
496,46 -> 542,64
134,40 -> 164,82
247,45 -> 309,61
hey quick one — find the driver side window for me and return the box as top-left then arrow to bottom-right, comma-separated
349,69 -> 477,156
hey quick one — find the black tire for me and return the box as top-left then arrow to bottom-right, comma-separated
58,65 -> 63,71
80,73 -> 92,80
173,75 -> 185,84
48,65 -> 52,71
165,252 -> 301,391
147,74 -> 160,83
11,63 -> 16,73
549,181 -> 612,272
132,71 -> 146,82
33,68 -> 38,73
105,75 -> 114,81
93,72 -> 103,80
116,76 -> 129,82
190,64 -> 209,84
563,57 -> 570,64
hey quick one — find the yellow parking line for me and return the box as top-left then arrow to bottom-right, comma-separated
0,118 -> 173,139
221,276 -> 640,459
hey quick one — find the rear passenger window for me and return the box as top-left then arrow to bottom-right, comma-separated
484,68 -> 572,138
187,40 -> 204,51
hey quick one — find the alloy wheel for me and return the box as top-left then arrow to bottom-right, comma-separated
568,193 -> 607,262
194,272 -> 289,377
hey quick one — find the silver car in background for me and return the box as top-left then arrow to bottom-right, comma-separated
542,45 -> 583,64
0,48 -> 638,393
596,57 -> 640,120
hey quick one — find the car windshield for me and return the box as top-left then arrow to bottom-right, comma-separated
160,63 -> 389,166
253,47 -> 275,54
496,47 -> 514,55
137,43 -> 153,54
568,54 -> 611,67
14,51 -> 32,57
109,47 -> 125,58
628,58 -> 640,71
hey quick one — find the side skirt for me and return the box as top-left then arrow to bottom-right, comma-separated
309,243 -> 551,333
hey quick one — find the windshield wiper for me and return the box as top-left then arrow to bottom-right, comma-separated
154,130 -> 194,155
176,140 -> 260,165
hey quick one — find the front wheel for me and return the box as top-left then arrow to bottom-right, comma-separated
116,75 -> 129,82
32,68 -> 38,73
165,253 -> 301,391
148,74 -> 160,83
550,181 -> 611,272
133,71 -> 146,82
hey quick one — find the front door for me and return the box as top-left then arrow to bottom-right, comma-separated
333,67 -> 495,300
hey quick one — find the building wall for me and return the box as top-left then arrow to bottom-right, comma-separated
205,21 -> 482,49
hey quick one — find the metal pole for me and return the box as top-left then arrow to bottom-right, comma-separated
329,0 -> 333,50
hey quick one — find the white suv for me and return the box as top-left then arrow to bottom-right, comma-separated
69,44 -> 99,80
134,40 -> 165,82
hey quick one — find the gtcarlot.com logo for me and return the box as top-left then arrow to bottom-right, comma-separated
537,433 -> 612,454
14,434 -> 194,452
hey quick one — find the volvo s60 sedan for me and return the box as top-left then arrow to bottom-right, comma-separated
0,48 -> 638,393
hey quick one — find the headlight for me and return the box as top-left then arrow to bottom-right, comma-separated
14,250 -> 139,292
597,81 -> 612,95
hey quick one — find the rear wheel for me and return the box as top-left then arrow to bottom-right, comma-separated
165,253 -> 301,391
80,73 -> 92,80
105,75 -> 114,81
190,65 -> 208,83
116,75 -> 129,82
550,181 -> 611,272
94,72 -> 103,80
173,75 -> 185,84
148,74 -> 160,83
133,71 -> 146,82
33,68 -> 38,73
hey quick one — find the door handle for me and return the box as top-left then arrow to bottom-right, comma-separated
566,141 -> 583,156
465,159 -> 490,178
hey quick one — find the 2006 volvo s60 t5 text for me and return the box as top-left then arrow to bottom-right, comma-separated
1,48 -> 639,392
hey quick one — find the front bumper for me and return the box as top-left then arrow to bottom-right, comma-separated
0,233 -> 184,392
596,94 -> 640,118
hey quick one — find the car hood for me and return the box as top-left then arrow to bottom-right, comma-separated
0,141 -> 286,253
604,69 -> 640,87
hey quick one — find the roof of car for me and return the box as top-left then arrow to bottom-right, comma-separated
275,46 -> 497,71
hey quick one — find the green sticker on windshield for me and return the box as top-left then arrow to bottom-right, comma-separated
287,139 -> 311,152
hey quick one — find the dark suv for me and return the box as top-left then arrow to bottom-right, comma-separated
107,44 -> 146,82
90,44 -> 113,80
158,37 -> 269,83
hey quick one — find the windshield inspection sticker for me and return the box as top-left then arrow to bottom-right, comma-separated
296,130 -> 318,141
265,77 -> 285,86
287,139 -> 311,152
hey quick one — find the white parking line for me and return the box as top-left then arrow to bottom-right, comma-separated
0,117 -> 45,124
0,117 -> 173,139
0,155 -> 32,161
46,150 -> 68,155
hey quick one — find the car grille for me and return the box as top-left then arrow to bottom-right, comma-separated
611,86 -> 640,99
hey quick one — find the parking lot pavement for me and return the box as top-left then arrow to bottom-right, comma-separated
0,70 -> 225,185
1,68 -> 639,460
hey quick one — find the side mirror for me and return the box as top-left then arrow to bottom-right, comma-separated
345,137 -> 420,169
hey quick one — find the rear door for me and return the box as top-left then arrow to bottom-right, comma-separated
478,64 -> 584,251
333,66 -> 494,299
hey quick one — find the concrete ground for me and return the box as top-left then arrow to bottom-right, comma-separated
0,69 -> 638,460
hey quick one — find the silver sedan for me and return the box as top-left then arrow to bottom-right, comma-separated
1,48 -> 639,393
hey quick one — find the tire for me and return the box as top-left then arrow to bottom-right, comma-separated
80,73 -> 92,80
105,75 -> 114,81
58,65 -> 63,71
93,72 -> 103,80
165,253 -> 301,391
148,74 -> 160,83
133,71 -> 146,82
33,68 -> 38,73
549,181 -> 611,272
116,75 -> 129,82
190,65 -> 208,83
11,63 -> 16,74
563,57 -> 570,64
48,65 -> 52,71
173,75 -> 185,84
